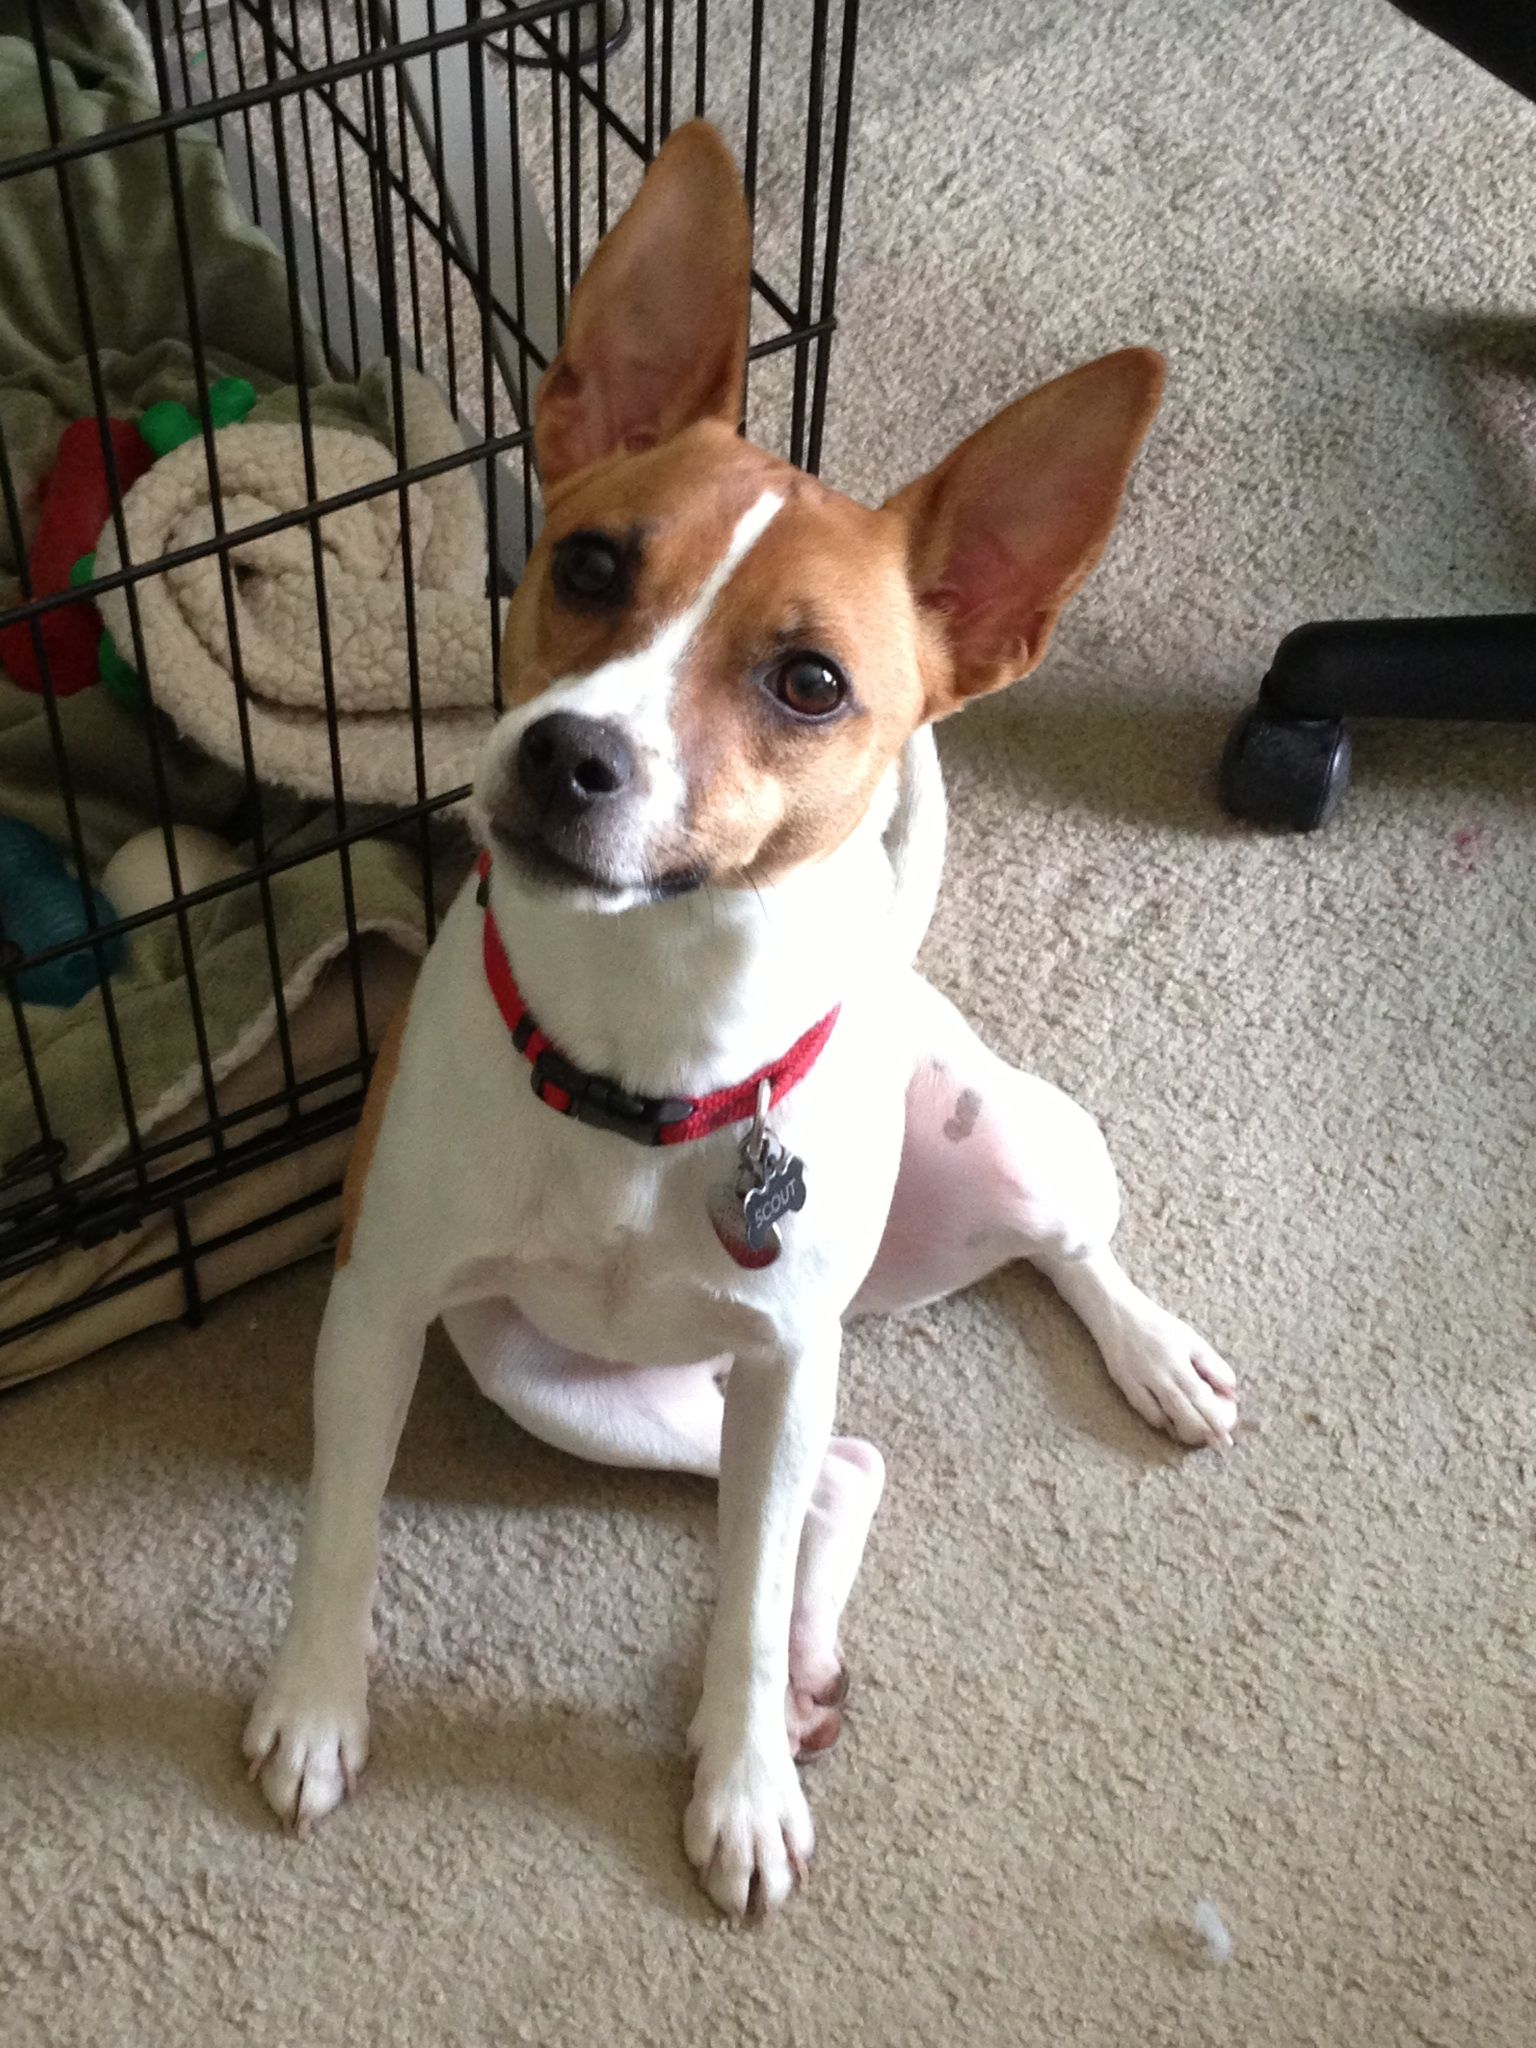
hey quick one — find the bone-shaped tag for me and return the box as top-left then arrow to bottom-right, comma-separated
708,1140 -> 807,1270
742,1151 -> 807,1250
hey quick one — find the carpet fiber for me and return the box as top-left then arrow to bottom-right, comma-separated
4,3 -> 1536,2043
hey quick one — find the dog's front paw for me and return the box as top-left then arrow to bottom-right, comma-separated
243,1641 -> 369,1835
1105,1309 -> 1238,1449
683,1723 -> 814,1919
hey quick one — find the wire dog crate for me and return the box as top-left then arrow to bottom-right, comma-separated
0,0 -> 858,1376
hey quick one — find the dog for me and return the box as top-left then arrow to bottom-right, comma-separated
244,121 -> 1237,1920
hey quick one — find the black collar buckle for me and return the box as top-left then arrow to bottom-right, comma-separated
530,1045 -> 692,1146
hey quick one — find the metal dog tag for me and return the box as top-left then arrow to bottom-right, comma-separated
709,1083 -> 808,1270
743,1147 -> 807,1244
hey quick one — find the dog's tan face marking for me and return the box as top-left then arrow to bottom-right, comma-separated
664,467 -> 931,886
495,420 -> 932,890
500,424 -> 792,709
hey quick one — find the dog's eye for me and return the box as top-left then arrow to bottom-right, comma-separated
767,653 -> 848,720
551,531 -> 628,608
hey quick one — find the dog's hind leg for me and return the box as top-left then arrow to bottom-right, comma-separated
446,1299 -> 728,1474
785,1435 -> 883,1757
856,973 -> 1238,1448
444,1302 -> 882,1753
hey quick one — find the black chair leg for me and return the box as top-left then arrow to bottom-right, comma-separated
1220,701 -> 1351,831
1219,614 -> 1536,828
1390,1 -> 1536,106
1222,11 -> 1536,831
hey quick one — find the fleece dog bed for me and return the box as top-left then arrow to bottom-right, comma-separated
94,371 -> 493,808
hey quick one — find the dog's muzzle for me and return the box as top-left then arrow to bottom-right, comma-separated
489,710 -> 643,889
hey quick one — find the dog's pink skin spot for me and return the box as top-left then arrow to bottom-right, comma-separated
1452,826 -> 1482,870
943,1087 -> 982,1143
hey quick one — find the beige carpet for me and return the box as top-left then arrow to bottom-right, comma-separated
5,2 -> 1536,2042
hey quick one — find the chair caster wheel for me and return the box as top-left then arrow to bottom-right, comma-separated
1218,707 -> 1351,829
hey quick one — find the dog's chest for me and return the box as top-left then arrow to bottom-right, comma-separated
453,1127 -> 766,1364
409,880 -> 911,1363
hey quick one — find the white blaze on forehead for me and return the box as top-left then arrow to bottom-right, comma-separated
496,487 -> 786,867
665,486 -> 785,648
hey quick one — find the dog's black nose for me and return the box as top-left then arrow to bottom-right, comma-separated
516,712 -> 635,813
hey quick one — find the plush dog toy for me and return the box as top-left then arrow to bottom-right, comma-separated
0,379 -> 254,704
0,417 -> 153,696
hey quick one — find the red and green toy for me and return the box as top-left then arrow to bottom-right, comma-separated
0,377 -> 256,706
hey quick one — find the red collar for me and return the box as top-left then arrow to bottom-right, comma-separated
475,851 -> 839,1148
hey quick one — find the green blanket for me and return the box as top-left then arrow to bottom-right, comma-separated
0,1 -> 454,1198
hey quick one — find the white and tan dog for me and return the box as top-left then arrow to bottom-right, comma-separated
245,124 -> 1237,1919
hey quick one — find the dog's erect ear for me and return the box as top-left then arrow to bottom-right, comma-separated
884,349 -> 1164,714
533,122 -> 751,488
